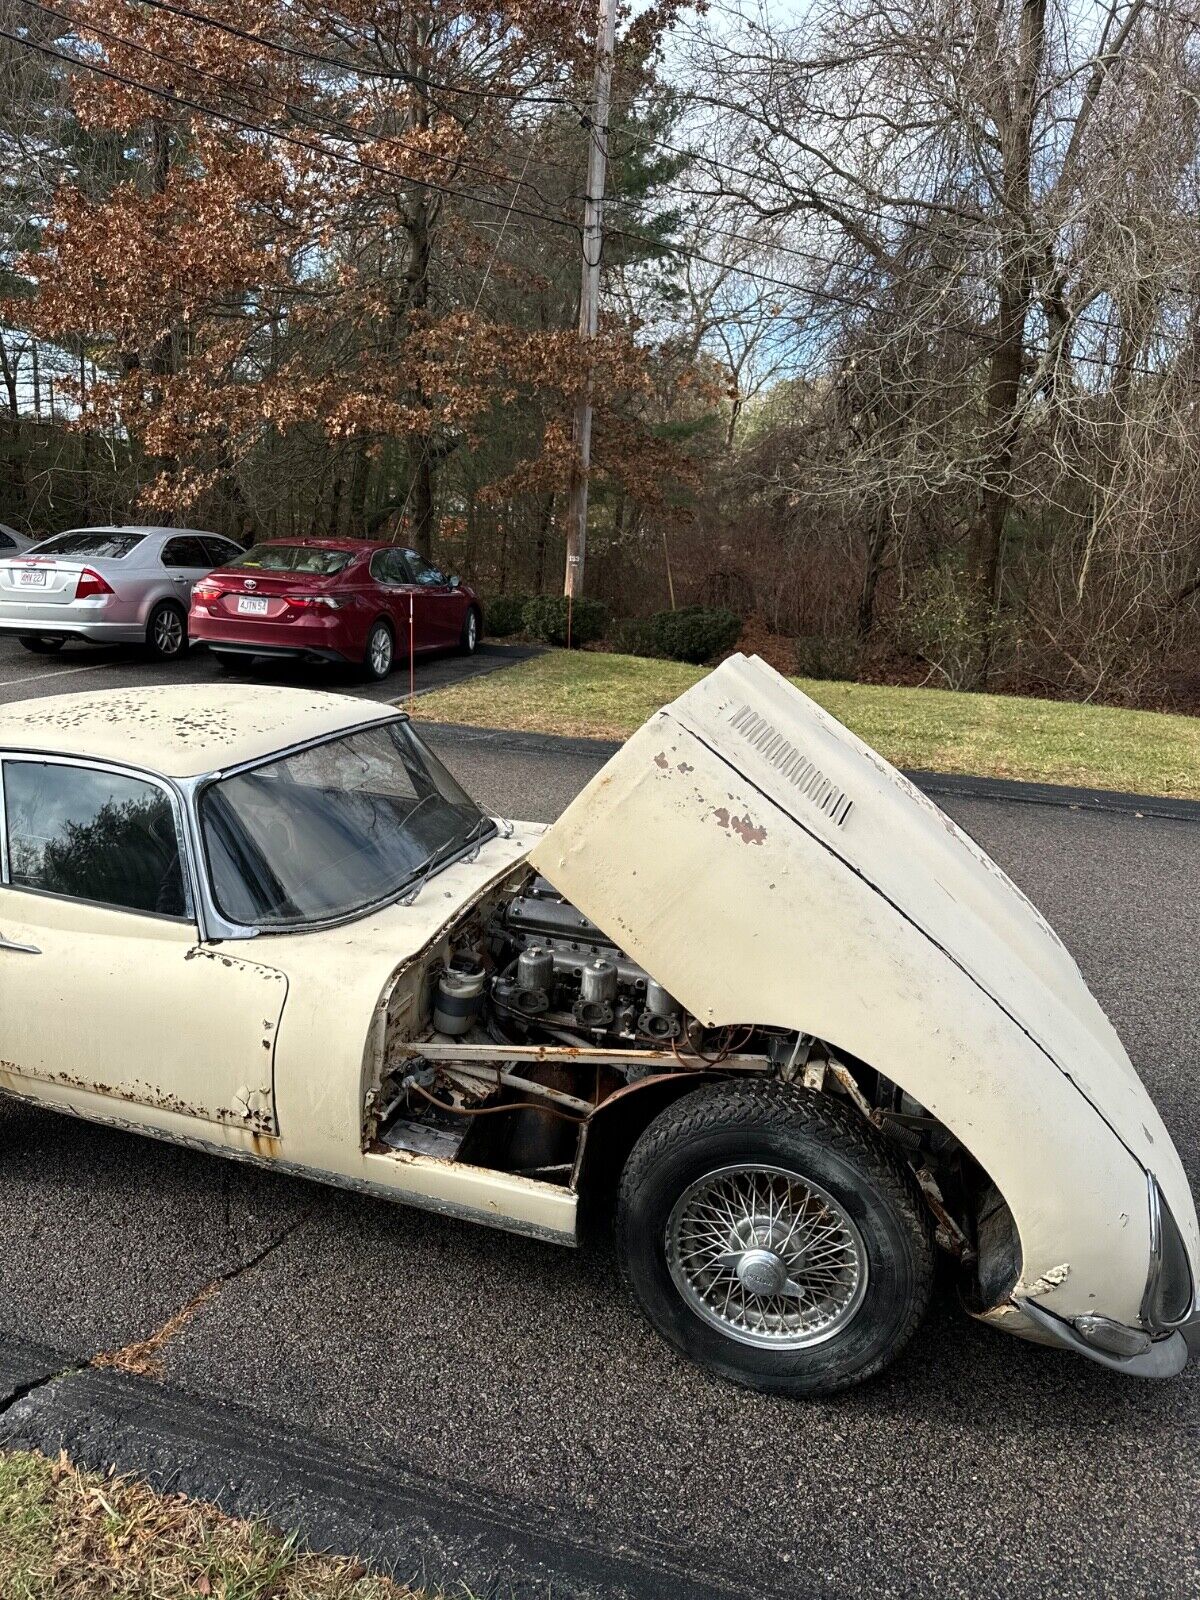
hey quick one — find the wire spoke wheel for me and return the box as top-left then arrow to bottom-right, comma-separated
666,1162 -> 868,1350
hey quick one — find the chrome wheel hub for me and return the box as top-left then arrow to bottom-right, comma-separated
156,610 -> 184,654
370,629 -> 392,674
666,1163 -> 868,1349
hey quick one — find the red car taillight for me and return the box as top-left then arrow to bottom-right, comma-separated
192,581 -> 223,602
75,567 -> 114,599
285,594 -> 344,609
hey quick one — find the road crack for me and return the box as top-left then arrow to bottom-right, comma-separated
92,1207 -> 316,1380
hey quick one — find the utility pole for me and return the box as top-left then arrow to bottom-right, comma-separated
563,0 -> 617,602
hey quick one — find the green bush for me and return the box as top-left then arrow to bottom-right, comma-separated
793,632 -> 862,682
610,616 -> 659,657
485,594 -> 530,637
522,595 -> 608,647
650,605 -> 742,664
898,558 -> 991,689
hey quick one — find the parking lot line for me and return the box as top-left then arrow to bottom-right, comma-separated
0,659 -> 116,691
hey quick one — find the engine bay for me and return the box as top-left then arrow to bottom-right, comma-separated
361,871 -> 976,1271
364,872 -> 790,1179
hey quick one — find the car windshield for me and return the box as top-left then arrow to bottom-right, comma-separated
234,545 -> 353,575
199,720 -> 493,928
28,531 -> 145,559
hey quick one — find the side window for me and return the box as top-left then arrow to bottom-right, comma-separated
161,536 -> 210,569
3,761 -> 188,917
369,550 -> 391,584
404,551 -> 443,587
202,537 -> 242,566
0,532 -> 15,550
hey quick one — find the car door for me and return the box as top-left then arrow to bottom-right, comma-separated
401,551 -> 461,648
160,534 -> 215,609
0,755 -> 287,1140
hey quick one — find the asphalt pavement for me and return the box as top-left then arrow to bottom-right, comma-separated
0,653 -> 1197,1596
0,630 -> 536,707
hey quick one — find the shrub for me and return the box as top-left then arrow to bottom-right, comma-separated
650,605 -> 742,664
522,594 -> 608,647
610,616 -> 659,657
899,559 -> 991,689
793,632 -> 862,682
485,594 -> 530,637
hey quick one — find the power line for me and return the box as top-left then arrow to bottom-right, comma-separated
32,0 -> 880,285
17,0 -> 569,212
130,0 -> 586,109
0,23 -> 579,235
30,0 -> 1138,340
0,23 -> 1177,374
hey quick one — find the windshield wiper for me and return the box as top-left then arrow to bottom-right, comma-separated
400,814 -> 493,905
460,813 -> 494,861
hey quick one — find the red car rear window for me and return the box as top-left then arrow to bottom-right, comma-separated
239,546 -> 354,575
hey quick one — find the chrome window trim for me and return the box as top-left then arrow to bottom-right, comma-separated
0,750 -> 200,927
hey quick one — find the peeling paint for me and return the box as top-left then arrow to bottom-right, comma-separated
1021,1263 -> 1071,1297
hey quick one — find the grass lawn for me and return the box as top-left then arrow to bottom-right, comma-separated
415,649 -> 1200,799
0,1449 -> 423,1600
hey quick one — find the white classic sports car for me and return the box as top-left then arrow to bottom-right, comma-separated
0,657 -> 1195,1395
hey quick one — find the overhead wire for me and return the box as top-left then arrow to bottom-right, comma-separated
0,20 -> 1175,373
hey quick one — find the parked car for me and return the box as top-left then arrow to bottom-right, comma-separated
188,539 -> 482,680
0,526 -> 245,659
0,524 -> 33,556
0,655 -> 1194,1395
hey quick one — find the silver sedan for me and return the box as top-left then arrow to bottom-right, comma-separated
0,525 -> 244,660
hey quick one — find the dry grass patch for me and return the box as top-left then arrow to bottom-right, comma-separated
0,1449 -> 431,1600
414,649 -> 1200,799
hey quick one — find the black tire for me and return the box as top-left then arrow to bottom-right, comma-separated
18,635 -> 65,654
145,600 -> 188,661
458,605 -> 481,655
616,1080 -> 933,1397
361,618 -> 395,681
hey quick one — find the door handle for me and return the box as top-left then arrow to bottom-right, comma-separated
0,934 -> 40,955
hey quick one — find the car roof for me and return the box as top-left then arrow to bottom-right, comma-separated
53,525 -> 224,542
0,685 -> 402,779
249,537 -> 387,551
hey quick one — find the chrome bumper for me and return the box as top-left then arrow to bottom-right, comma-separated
1019,1297 -> 1196,1378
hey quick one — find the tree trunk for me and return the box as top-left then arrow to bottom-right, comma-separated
968,0 -> 1048,682
857,505 -> 889,639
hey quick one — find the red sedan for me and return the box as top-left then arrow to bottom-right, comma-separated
189,540 -> 481,680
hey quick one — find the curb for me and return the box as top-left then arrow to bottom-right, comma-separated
417,721 -> 1200,822
0,1342 -> 756,1600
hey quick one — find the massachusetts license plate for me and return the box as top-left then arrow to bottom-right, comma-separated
236,596 -> 269,615
17,568 -> 47,587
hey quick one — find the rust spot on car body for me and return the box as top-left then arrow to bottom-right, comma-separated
711,806 -> 767,845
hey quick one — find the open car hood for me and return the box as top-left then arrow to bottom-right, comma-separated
531,655 -> 1197,1282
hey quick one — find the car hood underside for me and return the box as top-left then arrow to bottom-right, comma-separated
530,654 -> 1199,1297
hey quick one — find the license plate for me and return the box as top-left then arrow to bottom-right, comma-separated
18,569 -> 47,587
236,596 -> 269,615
